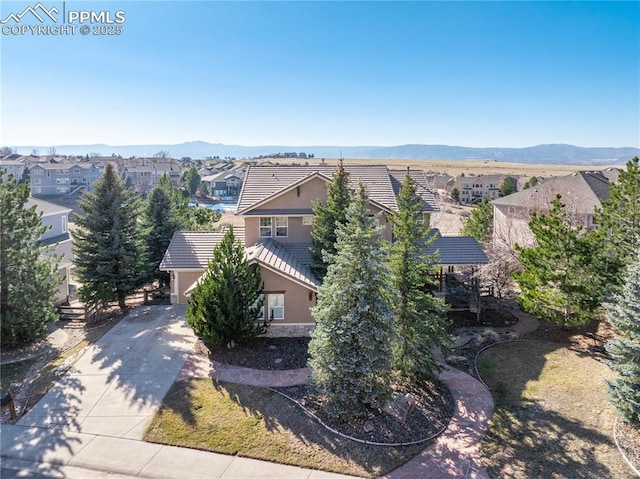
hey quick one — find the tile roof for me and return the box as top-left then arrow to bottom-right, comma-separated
246,239 -> 319,290
242,208 -> 314,217
237,165 -> 400,214
159,227 -> 244,270
491,170 -> 611,214
180,239 -> 318,296
388,169 -> 439,212
424,231 -> 488,265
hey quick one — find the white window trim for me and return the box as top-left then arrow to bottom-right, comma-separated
259,217 -> 272,237
267,293 -> 284,320
62,215 -> 68,233
275,216 -> 288,237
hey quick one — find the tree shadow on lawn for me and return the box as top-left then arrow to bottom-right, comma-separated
481,402 -> 619,478
477,340 -> 630,478
150,377 -> 428,478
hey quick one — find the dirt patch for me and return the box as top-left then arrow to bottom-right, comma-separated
195,337 -> 310,370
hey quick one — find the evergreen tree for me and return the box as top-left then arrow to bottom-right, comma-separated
0,172 -> 60,346
596,157 -> 640,271
606,254 -> 640,429
499,176 -> 517,196
390,173 -> 449,379
450,187 -> 460,203
523,176 -> 539,189
181,167 -> 201,196
514,195 -> 605,327
308,184 -> 394,420
310,159 -> 351,280
73,163 -> 149,311
143,174 -> 181,287
461,200 -> 494,243
187,226 -> 266,347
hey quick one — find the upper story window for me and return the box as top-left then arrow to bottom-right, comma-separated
31,168 -> 42,176
74,168 -> 81,174
275,216 -> 288,237
259,217 -> 272,237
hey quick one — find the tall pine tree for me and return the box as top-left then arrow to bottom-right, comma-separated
73,163 -> 149,311
143,174 -> 181,287
514,195 -> 605,327
0,172 -> 60,346
187,226 -> 266,347
390,173 -> 449,379
606,254 -> 640,429
308,184 -> 395,420
597,157 -> 640,273
310,160 -> 351,280
461,200 -> 494,243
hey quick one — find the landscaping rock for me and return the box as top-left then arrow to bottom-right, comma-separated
383,393 -> 417,423
363,420 -> 375,433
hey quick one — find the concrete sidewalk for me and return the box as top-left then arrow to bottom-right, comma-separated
0,305 -> 352,479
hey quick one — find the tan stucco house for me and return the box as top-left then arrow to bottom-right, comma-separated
160,164 -> 485,335
491,170 -> 613,249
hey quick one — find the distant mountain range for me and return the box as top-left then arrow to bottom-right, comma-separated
13,141 -> 640,165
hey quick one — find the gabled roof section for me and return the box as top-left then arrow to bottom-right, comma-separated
491,170 -> 610,214
423,230 -> 488,265
388,169 -> 439,213
237,168 -> 331,214
237,165 -> 400,215
27,197 -> 71,217
246,239 -> 320,291
159,227 -> 244,270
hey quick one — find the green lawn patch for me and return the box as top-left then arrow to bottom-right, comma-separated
144,379 -> 428,478
477,340 -> 634,478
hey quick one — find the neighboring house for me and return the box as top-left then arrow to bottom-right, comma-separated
0,160 -> 26,181
160,164 -> 485,335
201,171 -> 244,197
29,163 -> 101,196
491,170 -> 612,249
27,197 -> 73,304
454,174 -> 513,204
124,161 -> 182,193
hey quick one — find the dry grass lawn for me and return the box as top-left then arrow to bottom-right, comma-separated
144,379 -> 428,478
477,341 -> 634,478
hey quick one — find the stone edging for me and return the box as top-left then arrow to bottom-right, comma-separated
614,417 -> 640,477
268,386 -> 451,447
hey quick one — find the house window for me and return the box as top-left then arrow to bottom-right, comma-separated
275,216 -> 288,237
62,216 -> 68,233
302,216 -> 314,226
259,217 -> 272,237
74,168 -> 80,174
31,169 -> 42,176
33,178 -> 41,185
267,293 -> 284,320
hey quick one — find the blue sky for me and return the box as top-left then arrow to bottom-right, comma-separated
1,1 -> 639,148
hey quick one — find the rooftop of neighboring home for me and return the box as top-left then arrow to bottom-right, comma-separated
423,229 -> 488,266
237,164 -> 438,215
26,197 -> 72,217
491,170 -> 612,213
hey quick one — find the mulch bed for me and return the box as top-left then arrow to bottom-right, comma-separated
616,420 -> 640,473
447,307 -> 519,330
277,377 -> 453,445
196,337 -> 310,370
